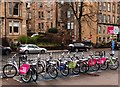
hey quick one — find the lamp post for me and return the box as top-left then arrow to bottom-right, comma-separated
4,1 -> 7,45
56,1 -> 58,29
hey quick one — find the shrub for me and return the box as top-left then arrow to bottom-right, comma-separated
18,35 -> 28,44
48,28 -> 58,34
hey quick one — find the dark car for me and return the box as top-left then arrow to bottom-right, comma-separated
0,45 -> 12,55
82,40 -> 93,47
68,43 -> 91,52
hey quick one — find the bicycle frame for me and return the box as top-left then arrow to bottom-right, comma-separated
7,54 -> 19,72
107,56 -> 118,65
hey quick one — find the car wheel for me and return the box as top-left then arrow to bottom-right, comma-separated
24,50 -> 29,54
5,50 -> 10,55
41,50 -> 45,54
75,49 -> 79,52
85,48 -> 89,52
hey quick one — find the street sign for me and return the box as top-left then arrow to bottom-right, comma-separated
114,26 -> 119,34
107,26 -> 114,34
107,26 -> 119,34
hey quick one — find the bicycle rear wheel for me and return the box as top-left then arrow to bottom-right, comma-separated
3,64 -> 17,78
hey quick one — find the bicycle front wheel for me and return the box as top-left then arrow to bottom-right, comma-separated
31,67 -> 38,82
80,63 -> 89,73
3,64 -> 17,78
109,61 -> 119,70
60,66 -> 69,76
72,65 -> 80,75
91,63 -> 100,71
21,70 -> 32,83
47,66 -> 58,79
100,61 -> 108,70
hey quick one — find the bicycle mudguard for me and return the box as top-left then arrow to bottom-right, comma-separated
19,64 -> 30,75
88,59 -> 97,66
97,57 -> 107,64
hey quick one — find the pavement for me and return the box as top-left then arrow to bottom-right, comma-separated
1,69 -> 119,86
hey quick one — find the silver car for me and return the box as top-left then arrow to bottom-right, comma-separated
18,44 -> 47,54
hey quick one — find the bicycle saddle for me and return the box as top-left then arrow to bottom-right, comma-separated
110,53 -> 114,57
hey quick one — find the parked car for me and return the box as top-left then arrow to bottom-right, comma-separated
68,43 -> 91,52
0,45 -> 12,55
18,44 -> 47,54
82,40 -> 93,48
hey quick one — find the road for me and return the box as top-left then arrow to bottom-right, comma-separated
0,48 -> 119,86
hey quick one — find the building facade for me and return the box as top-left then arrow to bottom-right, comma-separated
28,1 -> 98,44
28,1 -> 58,34
27,1 -> 120,44
0,0 -> 27,43
97,2 -> 120,44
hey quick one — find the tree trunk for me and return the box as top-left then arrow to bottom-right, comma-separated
78,20 -> 82,42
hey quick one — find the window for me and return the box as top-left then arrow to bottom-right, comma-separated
117,2 -> 120,14
67,22 -> 70,29
117,16 -> 120,24
38,23 -> 40,29
112,4 -> 115,13
13,21 -> 19,33
48,11 -> 50,19
9,26 -> 12,33
41,23 -> 44,29
99,2 -> 102,11
13,3 -> 19,15
67,11 -> 71,18
108,15 -> 110,23
103,26 -> 106,34
14,27 -> 18,33
28,45 -> 34,48
33,45 -> 38,48
98,13 -> 102,22
71,22 -> 74,29
103,2 -> 106,11
108,3 -> 111,12
98,26 -> 101,34
103,37 -> 106,42
42,12 -> 44,18
107,37 -> 110,41
9,21 -> 19,33
61,0 -> 64,4
103,14 -> 106,23
47,1 -> 50,8
112,15 -> 115,24
51,22 -> 53,28
38,12 -> 41,18
98,37 -> 101,42
9,2 -> 12,16
39,2 -> 43,7
9,21 -> 12,33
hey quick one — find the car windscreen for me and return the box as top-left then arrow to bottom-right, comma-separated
74,43 -> 84,46
19,45 -> 26,47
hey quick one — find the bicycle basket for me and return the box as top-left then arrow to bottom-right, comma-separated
68,61 -> 77,69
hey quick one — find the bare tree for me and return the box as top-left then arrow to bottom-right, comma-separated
68,1 -> 98,42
